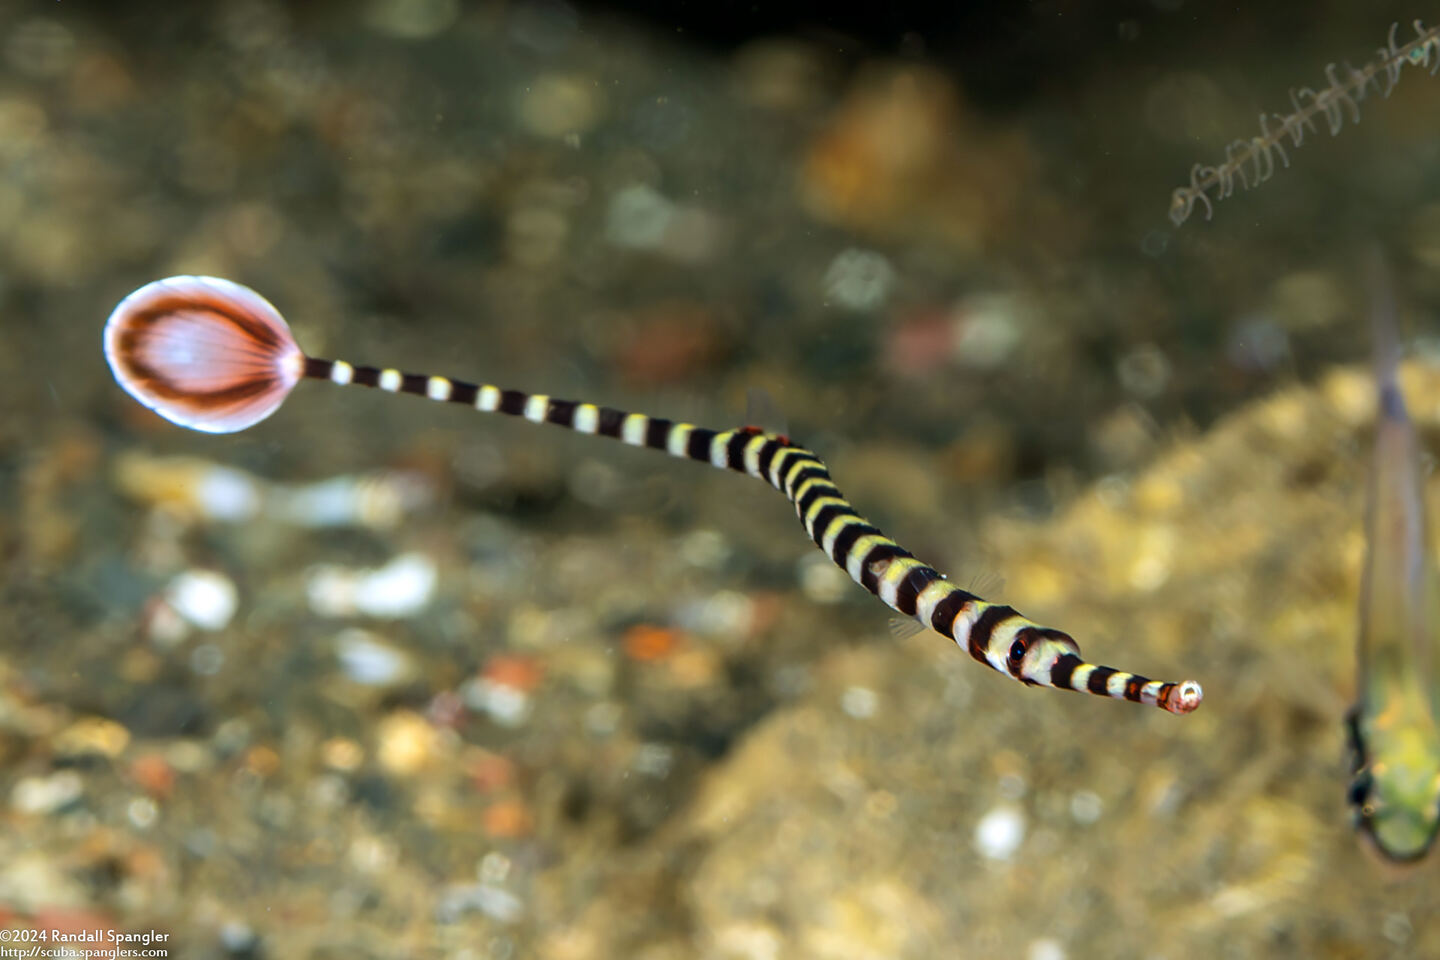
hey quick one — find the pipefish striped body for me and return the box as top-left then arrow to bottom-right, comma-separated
1348,253 -> 1440,861
102,276 -> 1203,715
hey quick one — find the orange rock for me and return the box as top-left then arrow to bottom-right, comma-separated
466,749 -> 516,794
803,66 -> 956,226
244,745 -> 281,777
666,647 -> 722,688
800,64 -> 1034,250
320,737 -> 365,772
482,800 -> 534,838
622,624 -> 682,662
613,301 -> 725,387
746,592 -> 785,638
123,844 -> 169,884
128,753 -> 175,799
482,655 -> 544,692
883,306 -> 957,377
29,906 -> 116,943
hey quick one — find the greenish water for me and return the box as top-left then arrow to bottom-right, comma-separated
3,2 -> 1440,957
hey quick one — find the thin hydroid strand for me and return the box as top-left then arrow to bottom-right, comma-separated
1169,20 -> 1440,227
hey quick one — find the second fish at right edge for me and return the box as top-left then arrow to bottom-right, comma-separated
1348,249 -> 1440,864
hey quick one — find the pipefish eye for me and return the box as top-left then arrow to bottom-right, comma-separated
1006,634 -> 1030,669
1348,771 -> 1372,809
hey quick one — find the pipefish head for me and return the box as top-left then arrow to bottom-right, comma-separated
1005,624 -> 1203,714
1347,709 -> 1440,863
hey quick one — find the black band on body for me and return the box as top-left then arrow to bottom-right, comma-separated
967,604 -> 1017,665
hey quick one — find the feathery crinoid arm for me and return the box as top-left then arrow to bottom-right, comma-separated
1169,21 -> 1440,227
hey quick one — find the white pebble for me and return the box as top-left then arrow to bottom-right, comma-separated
194,465 -> 262,521
359,553 -> 437,617
1069,790 -> 1103,825
1116,343 -> 1172,399
308,775 -> 348,810
690,590 -> 753,641
714,923 -> 782,960
840,686 -> 878,719
462,678 -> 532,728
1027,938 -> 1066,960
475,885 -> 524,923
275,471 -> 435,529
678,529 -> 731,569
308,567 -> 363,617
335,629 -> 414,687
165,569 -> 238,631
822,247 -> 894,312
190,643 -> 225,676
437,883 -> 525,924
605,184 -> 719,262
127,796 -> 158,829
1381,912 -> 1412,945
218,923 -> 257,953
950,294 -> 1026,370
584,701 -> 622,736
479,852 -> 512,884
11,770 -> 82,814
998,773 -> 1027,800
349,835 -> 397,873
307,552 -> 437,619
974,804 -> 1025,861
145,602 -> 189,648
607,184 -> 674,250
797,553 -> 849,604
634,742 -> 674,778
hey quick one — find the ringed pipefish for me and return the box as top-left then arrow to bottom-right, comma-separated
102,276 -> 1204,715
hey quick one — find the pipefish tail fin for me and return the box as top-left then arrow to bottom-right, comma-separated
1349,248 -> 1440,863
103,277 -> 305,433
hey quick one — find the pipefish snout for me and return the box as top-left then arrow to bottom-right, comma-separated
103,275 -> 1203,715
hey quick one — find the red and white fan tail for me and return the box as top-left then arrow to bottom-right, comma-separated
103,276 -> 304,433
